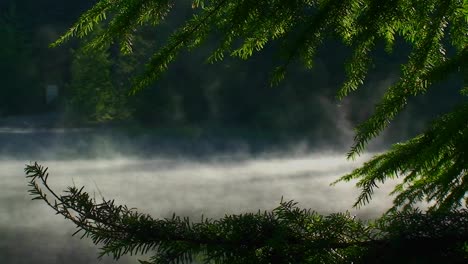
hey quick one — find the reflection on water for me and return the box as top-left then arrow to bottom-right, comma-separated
0,129 -> 396,264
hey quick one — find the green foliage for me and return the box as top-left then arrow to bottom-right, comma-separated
52,0 -> 467,153
335,102 -> 468,212
67,44 -> 114,121
25,0 -> 468,263
25,163 -> 468,263
67,38 -> 130,122
52,0 -> 468,209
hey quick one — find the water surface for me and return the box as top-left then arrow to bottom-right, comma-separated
0,128 -> 395,263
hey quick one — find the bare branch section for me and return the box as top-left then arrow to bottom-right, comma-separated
26,163 -> 468,263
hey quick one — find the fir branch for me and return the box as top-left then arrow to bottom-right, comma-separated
26,162 -> 468,263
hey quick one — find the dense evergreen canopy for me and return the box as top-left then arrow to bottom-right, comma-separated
27,0 -> 468,263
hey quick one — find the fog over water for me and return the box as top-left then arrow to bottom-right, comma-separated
0,126 -> 398,264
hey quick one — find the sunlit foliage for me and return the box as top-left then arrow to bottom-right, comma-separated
336,103 -> 468,212
52,0 -> 467,150
51,0 -> 468,211
26,0 -> 468,263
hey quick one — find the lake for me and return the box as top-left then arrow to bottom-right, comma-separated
0,127 -> 395,264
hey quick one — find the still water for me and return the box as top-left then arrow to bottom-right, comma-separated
0,128 -> 395,264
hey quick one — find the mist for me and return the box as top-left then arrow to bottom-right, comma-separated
0,126 -> 399,264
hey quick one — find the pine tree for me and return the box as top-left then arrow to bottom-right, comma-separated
27,0 -> 468,263
67,43 -> 116,121
67,32 -> 132,122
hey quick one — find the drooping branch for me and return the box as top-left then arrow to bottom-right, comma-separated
26,162 -> 468,263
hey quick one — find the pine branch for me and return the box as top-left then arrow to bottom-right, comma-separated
26,162 -> 468,263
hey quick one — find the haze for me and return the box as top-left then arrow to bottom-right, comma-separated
0,126 -> 399,264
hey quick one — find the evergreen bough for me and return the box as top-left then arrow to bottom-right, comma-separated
25,163 -> 468,263
27,0 -> 468,263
